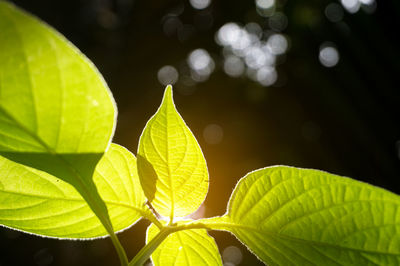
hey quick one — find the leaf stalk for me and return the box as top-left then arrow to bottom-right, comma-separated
109,231 -> 129,266
128,226 -> 172,266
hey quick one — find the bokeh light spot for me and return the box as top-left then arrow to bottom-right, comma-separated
256,0 -> 274,9
224,55 -> 245,77
341,0 -> 361,13
162,17 -> 182,37
188,49 -> 215,82
361,0 -> 377,14
157,65 -> 179,85
325,3 -> 344,23
216,21 -> 289,86
268,12 -> 288,31
360,0 -> 374,5
245,22 -> 262,38
267,34 -> 288,55
319,44 -> 340,67
189,0 -> 211,10
222,246 -> 243,265
188,49 -> 211,70
255,0 -> 275,17
257,66 -> 277,86
216,23 -> 241,46
245,46 -> 271,69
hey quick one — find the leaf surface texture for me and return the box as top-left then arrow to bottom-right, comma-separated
0,144 -> 147,238
137,86 -> 208,219
0,1 -> 117,234
209,166 -> 400,265
147,223 -> 222,266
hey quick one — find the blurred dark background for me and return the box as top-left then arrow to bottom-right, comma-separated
1,0 -> 399,265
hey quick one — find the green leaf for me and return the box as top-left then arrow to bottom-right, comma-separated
0,2 -> 116,234
137,85 -> 208,219
147,222 -> 222,266
0,143 -> 148,239
209,166 -> 400,265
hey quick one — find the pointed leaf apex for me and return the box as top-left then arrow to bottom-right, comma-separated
138,84 -> 209,218
162,85 -> 174,105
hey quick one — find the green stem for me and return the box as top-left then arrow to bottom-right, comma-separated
128,227 -> 172,266
110,231 -> 129,266
142,209 -> 163,229
128,216 -> 228,266
127,216 -> 231,266
177,216 -> 232,232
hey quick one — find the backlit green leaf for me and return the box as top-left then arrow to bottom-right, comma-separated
137,86 -> 208,219
209,166 -> 400,265
147,222 -> 222,266
0,2 -> 116,234
0,143 -> 148,239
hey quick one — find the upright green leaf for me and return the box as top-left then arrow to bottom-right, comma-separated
147,222 -> 222,266
0,143 -> 148,239
206,166 -> 400,265
0,2 -> 116,234
137,86 -> 208,219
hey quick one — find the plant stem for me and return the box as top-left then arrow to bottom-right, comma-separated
109,231 -> 129,266
127,216 -> 231,266
128,227 -> 172,266
142,208 -> 163,229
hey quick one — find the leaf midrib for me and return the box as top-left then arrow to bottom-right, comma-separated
164,102 -> 174,221
206,220 -> 400,257
0,188 -> 146,216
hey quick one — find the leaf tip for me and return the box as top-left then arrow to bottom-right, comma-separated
162,85 -> 173,104
159,85 -> 177,114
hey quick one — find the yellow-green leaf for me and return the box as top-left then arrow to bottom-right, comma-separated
147,223 -> 222,266
0,144 -> 148,239
0,1 -> 116,236
137,85 -> 208,219
206,166 -> 400,265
